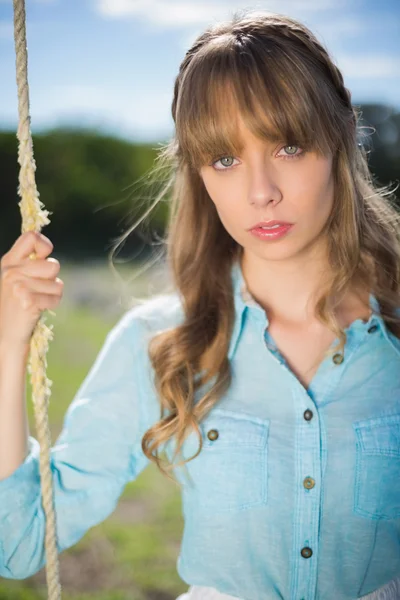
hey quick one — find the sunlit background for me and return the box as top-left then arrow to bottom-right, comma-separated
0,1 -> 399,599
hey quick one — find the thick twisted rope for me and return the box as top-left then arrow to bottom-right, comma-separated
12,1 -> 62,598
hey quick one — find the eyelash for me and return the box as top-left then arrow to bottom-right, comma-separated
211,145 -> 304,171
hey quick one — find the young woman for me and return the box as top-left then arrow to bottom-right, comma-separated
1,9 -> 400,600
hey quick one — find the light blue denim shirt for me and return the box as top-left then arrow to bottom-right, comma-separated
1,259 -> 400,600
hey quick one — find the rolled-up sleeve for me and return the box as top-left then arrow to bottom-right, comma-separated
0,307 -> 154,579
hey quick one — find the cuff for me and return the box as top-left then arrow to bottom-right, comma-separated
0,436 -> 41,517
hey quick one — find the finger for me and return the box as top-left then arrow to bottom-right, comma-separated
3,231 -> 53,265
20,257 -> 60,279
14,287 -> 61,312
13,275 -> 63,297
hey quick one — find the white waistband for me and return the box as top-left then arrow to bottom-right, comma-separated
175,575 -> 400,600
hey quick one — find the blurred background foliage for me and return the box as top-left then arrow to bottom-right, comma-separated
0,127 -> 170,262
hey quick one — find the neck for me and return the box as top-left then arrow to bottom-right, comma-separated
240,246 -> 370,328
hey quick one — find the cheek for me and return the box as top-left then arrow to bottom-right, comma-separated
201,175 -> 230,203
313,172 -> 335,220
292,166 -> 334,217
202,177 -> 241,222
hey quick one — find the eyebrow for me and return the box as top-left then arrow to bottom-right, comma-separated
223,135 -> 290,154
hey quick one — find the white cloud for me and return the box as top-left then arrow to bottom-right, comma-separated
336,54 -> 400,79
29,82 -> 174,139
96,0 -> 237,27
95,0 -> 343,29
313,12 -> 400,45
313,16 -> 367,39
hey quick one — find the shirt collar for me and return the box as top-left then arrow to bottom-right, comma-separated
228,257 -> 387,361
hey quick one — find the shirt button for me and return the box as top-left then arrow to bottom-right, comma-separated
304,409 -> 313,421
303,477 -> 315,489
332,352 -> 344,365
301,547 -> 313,558
207,429 -> 219,441
368,324 -> 378,334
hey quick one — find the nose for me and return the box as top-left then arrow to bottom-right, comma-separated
247,162 -> 282,207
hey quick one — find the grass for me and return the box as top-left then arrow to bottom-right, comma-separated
1,262 -> 188,600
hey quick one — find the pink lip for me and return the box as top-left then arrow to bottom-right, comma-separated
249,220 -> 293,230
250,223 -> 294,240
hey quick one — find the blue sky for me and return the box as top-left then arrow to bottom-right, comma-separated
0,0 -> 399,143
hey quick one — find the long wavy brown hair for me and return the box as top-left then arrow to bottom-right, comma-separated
109,9 -> 400,484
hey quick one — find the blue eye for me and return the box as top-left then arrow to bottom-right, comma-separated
211,156 -> 239,171
210,144 -> 304,172
278,145 -> 304,160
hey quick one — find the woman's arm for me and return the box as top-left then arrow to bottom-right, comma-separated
0,308 -> 155,580
0,341 -> 30,481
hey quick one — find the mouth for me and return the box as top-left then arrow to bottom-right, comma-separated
248,221 -> 293,231
249,223 -> 294,240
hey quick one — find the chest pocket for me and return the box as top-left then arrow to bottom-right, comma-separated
176,407 -> 270,514
353,413 -> 400,520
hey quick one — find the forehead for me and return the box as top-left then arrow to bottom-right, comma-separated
232,113 -> 285,148
196,89 -> 296,164
176,54 -> 334,170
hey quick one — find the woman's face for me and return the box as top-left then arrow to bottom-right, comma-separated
199,115 -> 335,265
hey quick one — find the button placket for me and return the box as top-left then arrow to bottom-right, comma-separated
293,318 -> 378,596
296,397 -> 319,598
